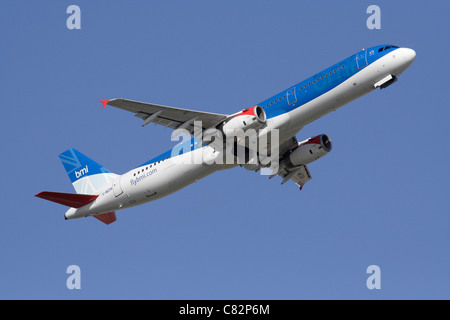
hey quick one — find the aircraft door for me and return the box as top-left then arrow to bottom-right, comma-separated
112,176 -> 123,197
286,87 -> 297,105
356,50 -> 368,69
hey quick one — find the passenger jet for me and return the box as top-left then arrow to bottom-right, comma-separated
36,45 -> 416,224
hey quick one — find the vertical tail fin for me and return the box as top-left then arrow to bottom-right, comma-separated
59,149 -> 118,194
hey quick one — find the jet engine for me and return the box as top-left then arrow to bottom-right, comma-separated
286,134 -> 332,167
221,105 -> 266,135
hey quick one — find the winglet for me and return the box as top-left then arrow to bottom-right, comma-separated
100,100 -> 110,108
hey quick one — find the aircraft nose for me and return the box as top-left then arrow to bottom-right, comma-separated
399,48 -> 416,68
403,48 -> 416,64
393,47 -> 416,74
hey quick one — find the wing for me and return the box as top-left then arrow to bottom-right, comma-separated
105,98 -> 228,134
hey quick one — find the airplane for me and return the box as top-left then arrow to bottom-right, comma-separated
36,44 -> 416,224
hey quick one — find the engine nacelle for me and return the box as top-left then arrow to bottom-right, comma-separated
286,134 -> 332,167
222,105 -> 266,135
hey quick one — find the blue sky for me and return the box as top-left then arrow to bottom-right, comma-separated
1,1 -> 449,299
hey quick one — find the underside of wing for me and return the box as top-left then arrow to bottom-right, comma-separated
106,98 -> 228,134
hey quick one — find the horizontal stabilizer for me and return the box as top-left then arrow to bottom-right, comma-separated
35,191 -> 98,208
94,212 -> 116,224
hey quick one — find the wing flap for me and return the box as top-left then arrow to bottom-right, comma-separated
275,164 -> 311,189
264,134 -> 312,189
289,165 -> 311,189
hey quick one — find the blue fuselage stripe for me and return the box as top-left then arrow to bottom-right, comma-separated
139,44 -> 398,168
260,45 -> 396,119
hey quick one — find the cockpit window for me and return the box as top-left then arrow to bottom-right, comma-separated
378,45 -> 399,52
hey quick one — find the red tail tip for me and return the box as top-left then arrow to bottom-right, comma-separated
100,100 -> 110,108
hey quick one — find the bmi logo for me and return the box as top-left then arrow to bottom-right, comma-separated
75,165 -> 89,178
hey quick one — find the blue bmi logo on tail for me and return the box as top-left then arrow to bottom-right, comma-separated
59,149 -> 118,194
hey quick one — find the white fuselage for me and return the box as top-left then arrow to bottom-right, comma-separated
65,47 -> 415,220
